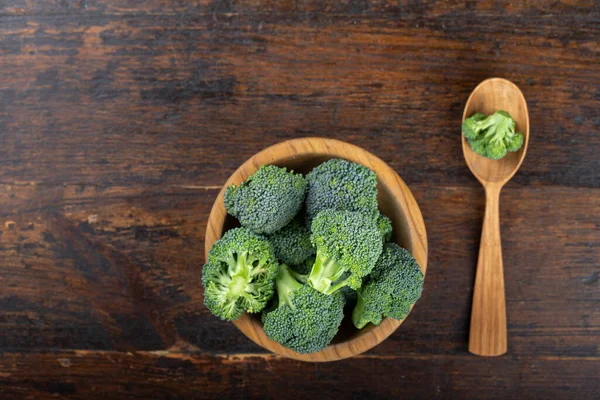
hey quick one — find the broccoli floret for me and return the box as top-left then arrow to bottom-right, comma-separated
202,228 -> 278,321
305,159 -> 378,223
262,264 -> 345,354
225,165 -> 307,234
376,212 -> 393,243
462,110 -> 524,160
267,218 -> 315,267
307,209 -> 383,294
352,243 -> 424,329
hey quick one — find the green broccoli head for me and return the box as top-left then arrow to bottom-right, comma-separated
267,218 -> 315,267
305,159 -> 378,223
462,110 -> 524,160
202,227 -> 278,320
307,209 -> 383,294
262,265 -> 345,354
224,165 -> 307,234
352,243 -> 424,329
376,212 -> 393,243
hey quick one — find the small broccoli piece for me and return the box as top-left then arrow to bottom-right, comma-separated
262,265 -> 345,354
376,212 -> 393,243
202,228 -> 278,321
352,243 -> 424,329
267,218 -> 315,267
462,110 -> 524,160
307,209 -> 383,294
225,165 -> 307,234
305,159 -> 378,223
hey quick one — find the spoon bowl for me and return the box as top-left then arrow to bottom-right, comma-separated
463,78 -> 529,357
462,78 -> 530,184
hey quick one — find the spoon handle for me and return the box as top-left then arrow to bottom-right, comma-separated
469,184 -> 507,356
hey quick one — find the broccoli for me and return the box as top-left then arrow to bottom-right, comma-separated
462,110 -> 524,160
267,218 -> 315,267
202,227 -> 278,321
305,159 -> 378,223
307,209 -> 383,294
352,243 -> 424,329
262,264 -> 345,354
376,212 -> 393,243
224,165 -> 307,234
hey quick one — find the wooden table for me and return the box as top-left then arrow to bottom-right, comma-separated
1,1 -> 598,398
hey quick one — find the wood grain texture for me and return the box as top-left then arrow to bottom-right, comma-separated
469,183 -> 507,356
463,78 -> 530,356
1,351 -> 599,400
1,4 -> 599,190
0,185 -> 597,353
1,0 -> 599,397
205,137 -> 428,361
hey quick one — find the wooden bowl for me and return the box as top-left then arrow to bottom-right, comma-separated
205,137 -> 428,361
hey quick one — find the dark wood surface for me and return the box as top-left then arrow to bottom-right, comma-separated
1,1 -> 599,398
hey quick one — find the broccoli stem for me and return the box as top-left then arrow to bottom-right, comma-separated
275,265 -> 303,310
224,250 -> 248,277
480,113 -> 504,133
352,292 -> 368,329
325,277 -> 352,295
225,252 -> 251,299
307,251 -> 346,294
222,250 -> 272,303
288,269 -> 308,284
223,250 -> 263,301
229,275 -> 248,296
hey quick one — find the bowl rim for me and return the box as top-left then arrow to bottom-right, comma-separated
204,137 -> 428,362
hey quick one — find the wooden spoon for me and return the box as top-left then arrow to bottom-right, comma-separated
462,78 -> 529,356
